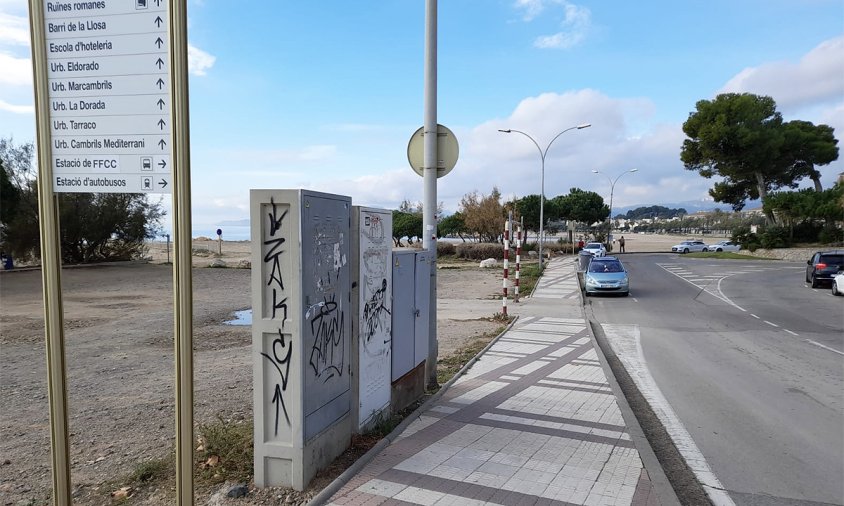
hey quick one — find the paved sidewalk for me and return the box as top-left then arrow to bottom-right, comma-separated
323,257 -> 668,506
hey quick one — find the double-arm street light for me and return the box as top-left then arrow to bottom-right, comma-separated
592,168 -> 638,248
499,123 -> 591,269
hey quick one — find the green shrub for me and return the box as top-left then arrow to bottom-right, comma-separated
819,225 -> 844,245
792,221 -> 824,243
759,226 -> 791,249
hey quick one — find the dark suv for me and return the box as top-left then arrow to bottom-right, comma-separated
806,250 -> 844,288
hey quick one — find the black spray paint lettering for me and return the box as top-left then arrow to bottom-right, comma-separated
264,198 -> 289,323
362,278 -> 391,344
260,329 -> 292,436
262,197 -> 291,432
308,295 -> 345,382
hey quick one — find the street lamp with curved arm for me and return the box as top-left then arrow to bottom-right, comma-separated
498,123 -> 591,269
592,168 -> 638,248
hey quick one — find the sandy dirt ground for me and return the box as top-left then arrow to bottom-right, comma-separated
0,239 -> 507,505
0,233 -> 704,505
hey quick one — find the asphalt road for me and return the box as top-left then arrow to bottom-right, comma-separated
587,253 -> 844,506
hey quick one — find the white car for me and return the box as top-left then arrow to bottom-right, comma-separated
671,240 -> 708,253
582,242 -> 606,257
706,240 -> 741,252
833,271 -> 844,296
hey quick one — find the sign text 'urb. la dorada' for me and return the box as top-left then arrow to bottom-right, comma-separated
44,0 -> 172,193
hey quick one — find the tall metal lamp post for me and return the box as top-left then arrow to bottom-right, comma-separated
592,168 -> 638,247
498,123 -> 591,269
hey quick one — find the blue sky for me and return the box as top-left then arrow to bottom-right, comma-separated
2,0 -> 843,236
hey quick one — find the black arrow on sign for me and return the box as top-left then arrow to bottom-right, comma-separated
155,57 -> 164,69
158,179 -> 168,189
158,159 -> 167,169
156,78 -> 165,90
155,37 -> 164,49
154,16 -> 163,28
157,98 -> 165,110
158,119 -> 166,130
158,139 -> 166,150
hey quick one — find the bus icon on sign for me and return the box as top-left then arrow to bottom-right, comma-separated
136,0 -> 147,9
141,157 -> 152,171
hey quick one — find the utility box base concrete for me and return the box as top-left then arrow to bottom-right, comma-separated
251,189 -> 352,490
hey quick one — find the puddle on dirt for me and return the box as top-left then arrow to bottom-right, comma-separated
223,309 -> 252,326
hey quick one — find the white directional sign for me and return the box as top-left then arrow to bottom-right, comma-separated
43,0 -> 171,193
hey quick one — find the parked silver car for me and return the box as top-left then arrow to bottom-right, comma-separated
671,240 -> 707,253
705,240 -> 741,252
582,242 -> 606,257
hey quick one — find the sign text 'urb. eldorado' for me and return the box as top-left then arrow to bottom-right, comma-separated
44,0 -> 172,193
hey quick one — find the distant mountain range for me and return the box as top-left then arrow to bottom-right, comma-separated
614,199 -> 761,217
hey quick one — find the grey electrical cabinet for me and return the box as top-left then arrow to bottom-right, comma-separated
250,189 -> 352,491
391,250 -> 431,381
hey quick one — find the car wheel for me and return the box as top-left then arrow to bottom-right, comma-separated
833,283 -> 840,296
716,248 -> 723,252
703,248 -> 709,252
683,248 -> 689,254
811,274 -> 819,288
621,291 -> 629,297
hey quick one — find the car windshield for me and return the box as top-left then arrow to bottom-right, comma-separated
586,243 -> 602,249
588,260 -> 623,273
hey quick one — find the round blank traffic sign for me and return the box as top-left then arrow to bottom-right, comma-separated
407,124 -> 459,178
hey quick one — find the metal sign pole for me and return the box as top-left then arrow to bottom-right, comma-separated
422,0 -> 439,389
27,2 -> 72,503
169,0 -> 194,503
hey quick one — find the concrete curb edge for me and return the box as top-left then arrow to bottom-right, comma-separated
578,283 -> 682,506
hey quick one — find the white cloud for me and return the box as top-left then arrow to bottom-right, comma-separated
0,12 -> 29,45
533,3 -> 591,49
0,52 -> 31,86
513,0 -> 591,50
720,36 -> 844,111
187,44 -> 216,76
514,0 -> 546,22
0,98 -> 32,114
436,89 -> 708,212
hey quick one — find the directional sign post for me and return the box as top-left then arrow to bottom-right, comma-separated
43,0 -> 172,193
29,0 -> 193,504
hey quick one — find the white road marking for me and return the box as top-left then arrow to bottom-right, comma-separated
764,321 -> 779,328
805,339 -> 844,356
602,324 -> 737,506
750,314 -> 760,319
784,329 -> 798,336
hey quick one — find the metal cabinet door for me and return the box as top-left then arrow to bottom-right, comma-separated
391,251 -> 415,381
301,192 -> 351,440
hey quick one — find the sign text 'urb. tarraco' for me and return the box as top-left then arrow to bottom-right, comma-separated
44,0 -> 172,193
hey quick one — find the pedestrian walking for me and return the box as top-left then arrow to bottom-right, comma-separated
619,235 -> 626,253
